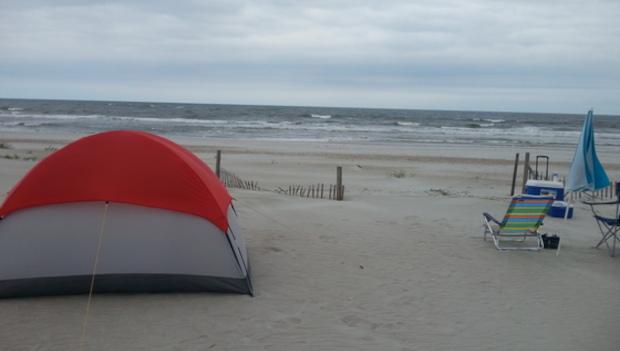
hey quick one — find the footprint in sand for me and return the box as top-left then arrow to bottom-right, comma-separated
319,234 -> 338,244
341,315 -> 382,330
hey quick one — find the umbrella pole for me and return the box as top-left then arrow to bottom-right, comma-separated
564,191 -> 572,221
558,191 -> 574,256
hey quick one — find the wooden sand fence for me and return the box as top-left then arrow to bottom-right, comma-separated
275,183 -> 344,201
214,151 -> 345,201
566,180 -> 618,201
275,166 -> 344,200
219,168 -> 261,191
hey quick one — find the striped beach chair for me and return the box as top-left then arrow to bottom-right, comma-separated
483,195 -> 554,251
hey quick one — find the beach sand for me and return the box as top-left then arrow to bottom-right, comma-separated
0,132 -> 619,350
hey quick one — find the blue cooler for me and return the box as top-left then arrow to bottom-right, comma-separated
549,201 -> 573,218
525,180 -> 565,201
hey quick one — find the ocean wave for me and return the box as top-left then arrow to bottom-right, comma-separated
0,112 -> 233,125
472,117 -> 505,123
1,108 -> 619,147
110,116 -> 231,125
0,121 -> 43,127
310,114 -> 332,119
7,107 -> 23,111
0,112 -> 102,120
395,121 -> 420,127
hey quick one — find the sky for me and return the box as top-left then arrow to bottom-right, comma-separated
1,0 -> 619,114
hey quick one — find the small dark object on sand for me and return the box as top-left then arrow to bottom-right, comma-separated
542,234 -> 560,250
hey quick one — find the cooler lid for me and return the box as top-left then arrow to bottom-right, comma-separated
525,180 -> 564,189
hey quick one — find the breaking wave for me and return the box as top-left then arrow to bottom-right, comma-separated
310,114 -> 332,119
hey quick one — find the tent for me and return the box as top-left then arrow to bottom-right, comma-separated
0,130 -> 252,297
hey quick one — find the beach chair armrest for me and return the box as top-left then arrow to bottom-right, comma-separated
482,212 -> 501,225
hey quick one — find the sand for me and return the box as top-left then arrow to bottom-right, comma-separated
0,132 -> 619,351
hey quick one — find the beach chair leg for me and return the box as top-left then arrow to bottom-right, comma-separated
482,216 -> 496,242
593,223 -> 619,256
491,233 -> 542,251
483,226 -> 491,242
492,234 -> 502,250
596,231 -> 613,249
537,235 -> 544,249
594,220 -> 611,248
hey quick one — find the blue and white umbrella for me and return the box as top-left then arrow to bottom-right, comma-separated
566,110 -> 609,193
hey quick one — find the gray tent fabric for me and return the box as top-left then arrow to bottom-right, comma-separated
0,202 -> 252,297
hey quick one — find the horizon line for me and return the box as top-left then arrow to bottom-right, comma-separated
1,96 -> 617,117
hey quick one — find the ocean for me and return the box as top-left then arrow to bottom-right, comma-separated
1,98 -> 619,147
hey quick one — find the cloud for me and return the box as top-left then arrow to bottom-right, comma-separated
0,0 -> 619,113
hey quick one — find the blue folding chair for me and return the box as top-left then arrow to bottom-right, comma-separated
584,182 -> 620,257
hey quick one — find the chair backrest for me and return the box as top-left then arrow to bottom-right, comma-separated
500,195 -> 554,233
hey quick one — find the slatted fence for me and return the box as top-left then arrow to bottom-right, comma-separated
275,184 -> 344,200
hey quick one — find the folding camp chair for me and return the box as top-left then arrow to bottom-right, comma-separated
482,195 -> 554,251
583,183 -> 620,257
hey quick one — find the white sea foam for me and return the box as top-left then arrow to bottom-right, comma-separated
472,118 -> 504,123
0,112 -> 102,120
396,121 -> 420,127
1,112 -> 231,125
111,116 -> 230,125
310,114 -> 331,119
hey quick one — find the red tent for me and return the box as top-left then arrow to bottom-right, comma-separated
0,131 -> 252,297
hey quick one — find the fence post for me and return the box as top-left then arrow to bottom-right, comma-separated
521,152 -> 530,194
511,153 -> 520,196
215,150 -> 221,179
336,166 -> 343,201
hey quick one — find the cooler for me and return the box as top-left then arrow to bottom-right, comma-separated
525,180 -> 565,201
548,201 -> 574,218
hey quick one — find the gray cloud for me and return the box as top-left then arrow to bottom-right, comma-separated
0,0 -> 619,113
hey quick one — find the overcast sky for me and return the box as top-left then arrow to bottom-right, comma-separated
1,0 -> 619,114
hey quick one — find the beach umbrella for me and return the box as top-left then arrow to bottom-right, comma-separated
566,110 -> 609,193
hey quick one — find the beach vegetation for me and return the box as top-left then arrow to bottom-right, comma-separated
390,170 -> 407,178
0,142 -> 12,149
1,154 -> 37,161
428,188 -> 450,196
2,153 -> 20,160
